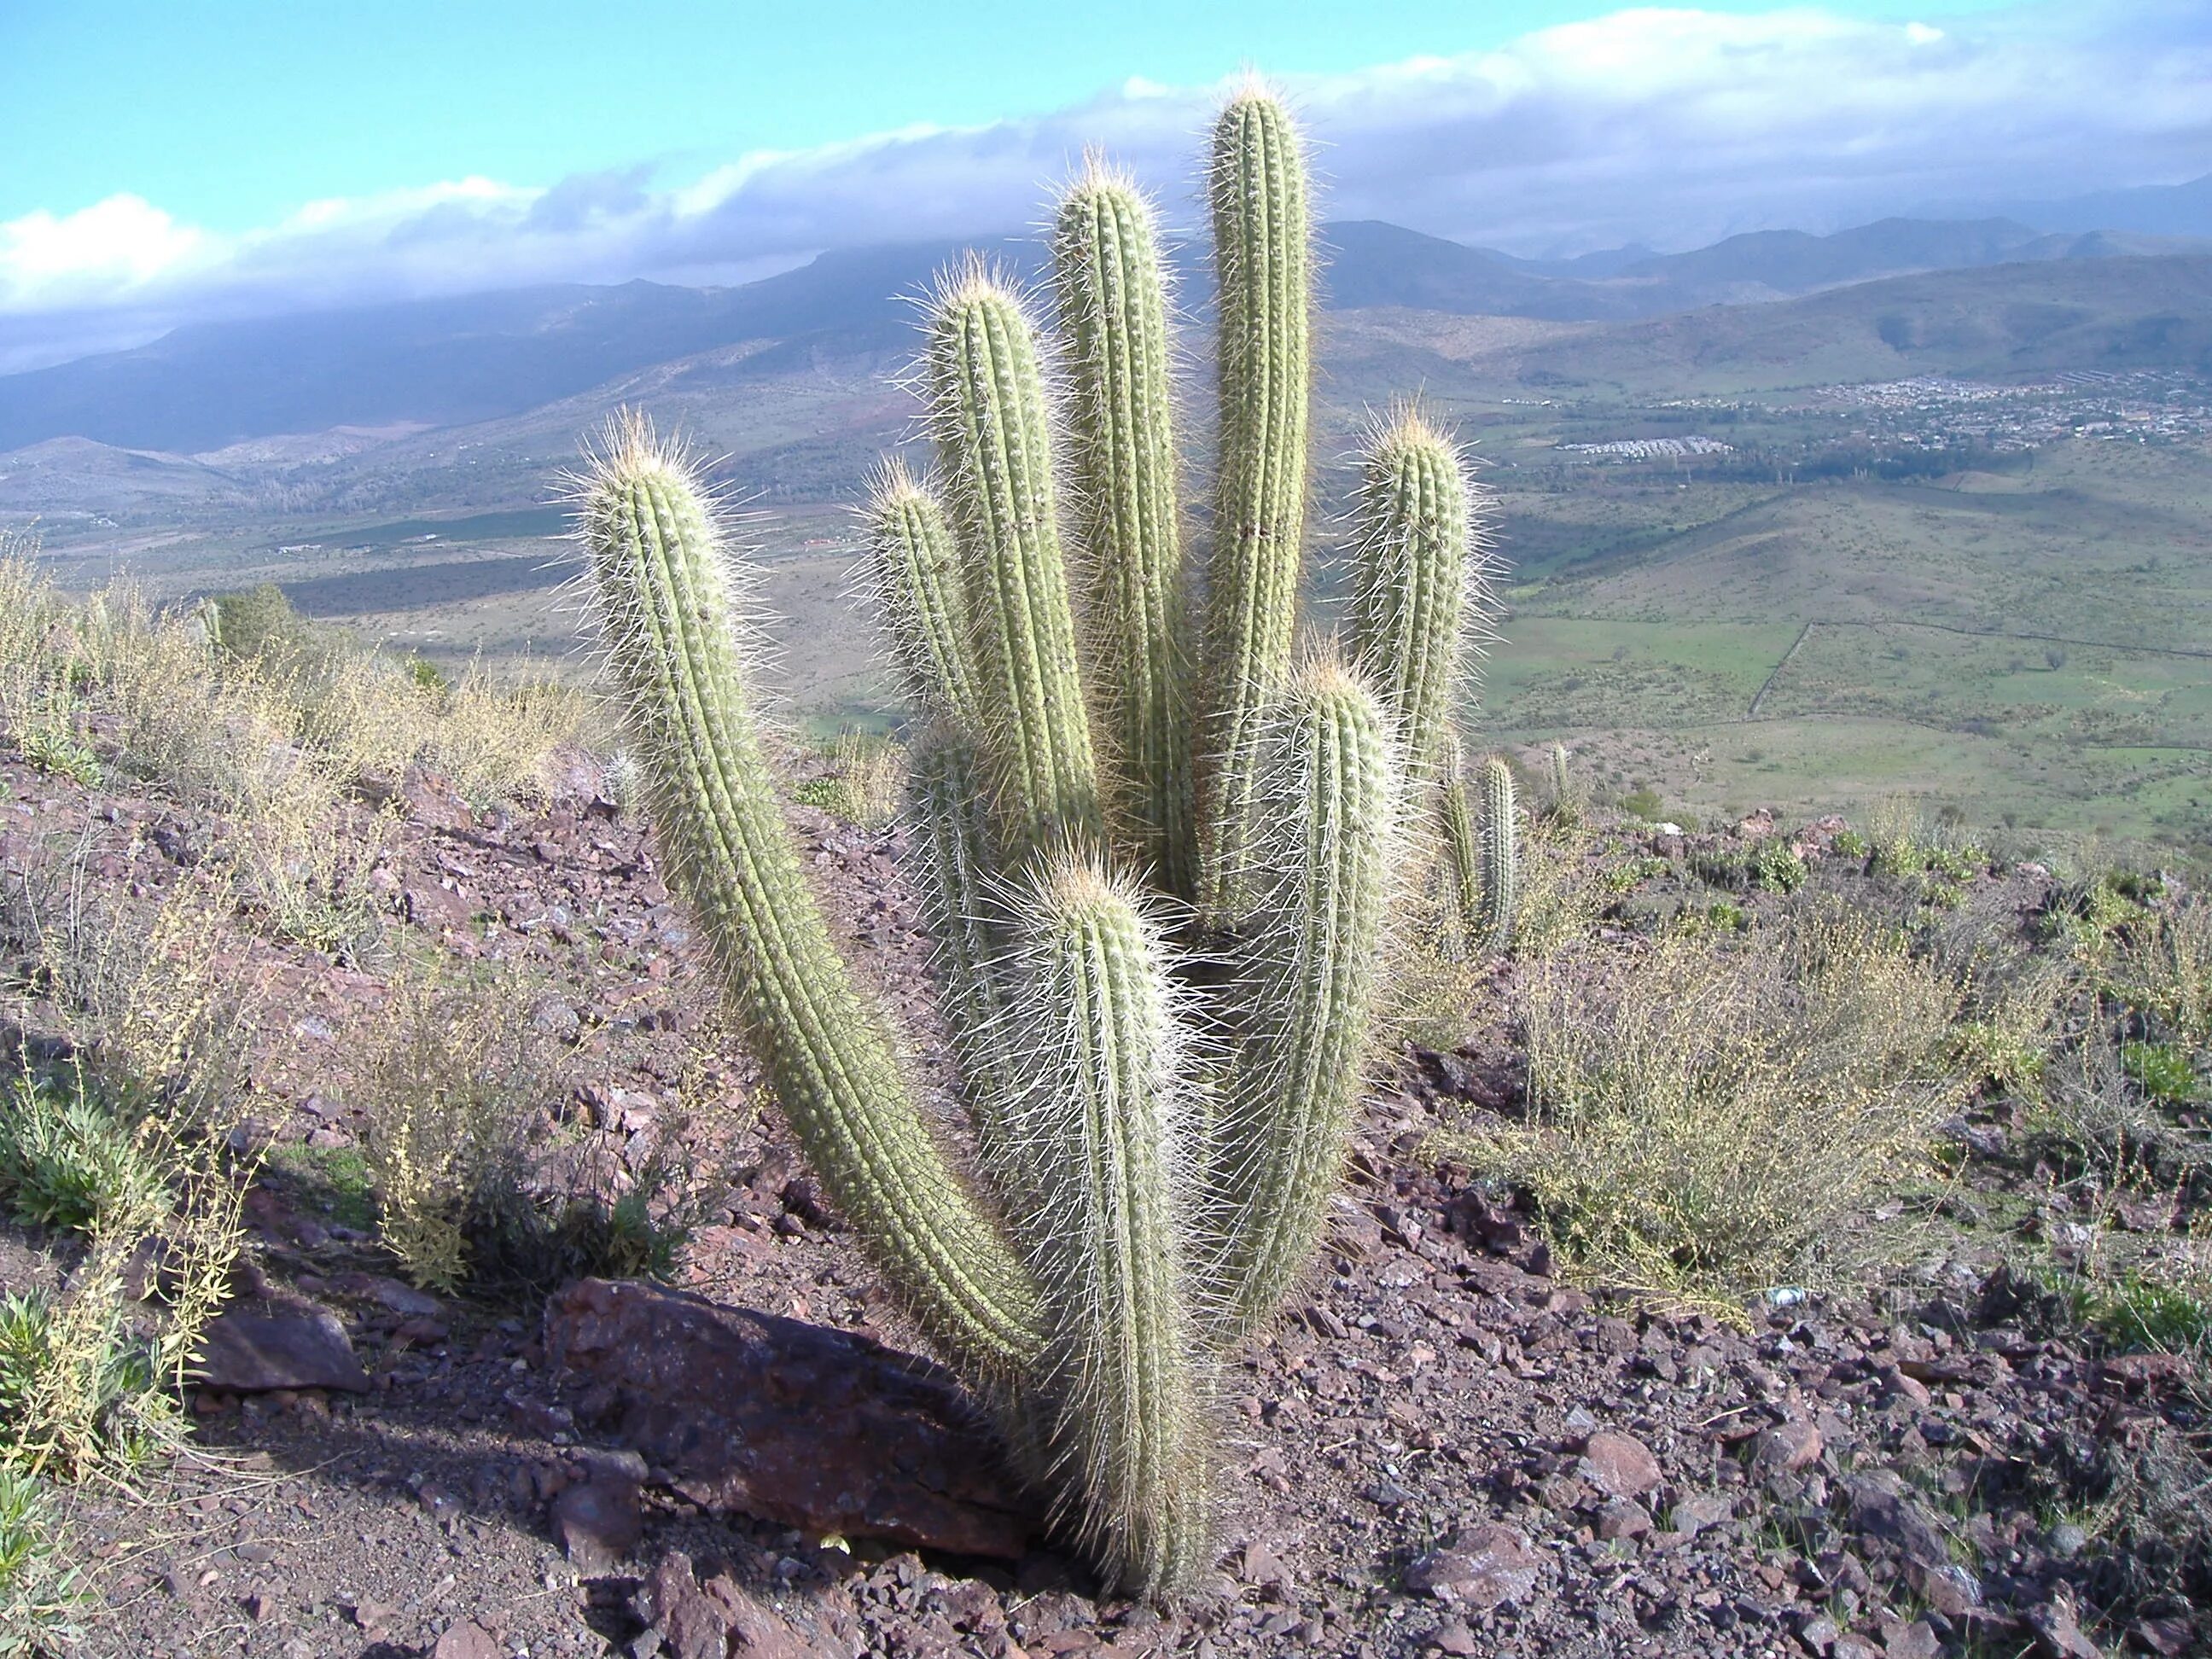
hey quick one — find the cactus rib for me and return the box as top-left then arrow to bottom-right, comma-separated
1053,162 -> 1193,896
925,271 -> 1101,858
1197,89 -> 1312,922
1209,661 -> 1399,1329
578,416 -> 1044,1375
864,463 -> 985,730
1002,857 -> 1212,1598
1478,755 -> 1518,951
1349,410 -> 1485,774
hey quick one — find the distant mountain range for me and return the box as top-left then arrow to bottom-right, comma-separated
1952,172 -> 2212,240
3,210 -> 2207,458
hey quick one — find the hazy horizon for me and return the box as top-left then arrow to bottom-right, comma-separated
5,0 -> 2209,375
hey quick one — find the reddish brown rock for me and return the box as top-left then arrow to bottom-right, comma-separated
193,1309 -> 369,1394
1752,1417 -> 1824,1476
544,1278 -> 1037,1558
639,1551 -> 844,1659
1576,1429 -> 1662,1501
1404,1523 -> 1543,1609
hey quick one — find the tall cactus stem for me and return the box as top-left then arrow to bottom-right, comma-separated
864,463 -> 985,731
906,728 -> 1013,1135
1348,410 -> 1486,775
1002,858 -> 1213,1598
924,270 -> 1101,858
1547,740 -> 1575,822
1478,756 -> 1519,951
1052,161 -> 1194,896
1197,87 -> 1312,922
1209,660 -> 1400,1330
574,414 -> 1044,1376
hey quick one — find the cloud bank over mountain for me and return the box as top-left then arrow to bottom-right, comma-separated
6,2 -> 2207,374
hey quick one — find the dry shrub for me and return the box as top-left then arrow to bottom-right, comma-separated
0,866 -> 257,1487
352,956 -> 691,1294
355,957 -> 563,1291
1460,900 -> 1970,1298
421,666 -> 591,806
0,857 -> 259,1130
1511,817 -> 1612,963
2110,892 -> 2212,1052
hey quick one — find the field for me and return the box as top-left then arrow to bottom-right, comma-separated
1474,439 -> 2212,851
15,278 -> 2212,859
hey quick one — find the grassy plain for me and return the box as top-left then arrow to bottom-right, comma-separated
1476,440 -> 2212,853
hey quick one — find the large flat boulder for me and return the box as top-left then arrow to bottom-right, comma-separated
544,1278 -> 1037,1558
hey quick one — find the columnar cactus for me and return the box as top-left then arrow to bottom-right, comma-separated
1440,748 -> 1519,954
1479,756 -> 1521,948
1548,739 -> 1575,822
1197,86 -> 1313,922
575,89 -> 1505,1601
1349,411 -> 1496,775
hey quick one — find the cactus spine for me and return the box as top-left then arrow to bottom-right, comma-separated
925,270 -> 1101,856
1349,411 -> 1493,775
864,464 -> 985,728
1054,162 -> 1192,896
1210,661 -> 1399,1329
1003,859 -> 1208,1598
577,89 -> 1507,1601
1478,756 -> 1519,950
1198,88 -> 1312,921
575,419 -> 1043,1376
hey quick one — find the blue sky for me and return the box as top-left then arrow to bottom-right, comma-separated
4,1 -> 2019,230
3,2 -> 2205,372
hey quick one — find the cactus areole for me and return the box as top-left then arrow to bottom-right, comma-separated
573,87 -> 1502,1601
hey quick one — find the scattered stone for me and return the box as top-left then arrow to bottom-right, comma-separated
544,1278 -> 1037,1557
193,1309 -> 369,1394
1596,1499 -> 1652,1541
1669,1493 -> 1734,1537
1576,1429 -> 1662,1501
432,1621 -> 503,1659
1751,1417 -> 1823,1475
638,1551 -> 839,1659
2029,1597 -> 2104,1658
553,1475 -> 643,1574
1403,1523 -> 1542,1609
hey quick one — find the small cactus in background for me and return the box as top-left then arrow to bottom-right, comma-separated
574,89 -> 1501,1600
1548,740 -> 1576,822
1479,757 -> 1521,950
1441,748 -> 1521,955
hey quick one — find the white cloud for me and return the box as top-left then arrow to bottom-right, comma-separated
4,2 -> 2208,373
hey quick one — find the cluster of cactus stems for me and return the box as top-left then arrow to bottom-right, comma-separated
1441,745 -> 1521,955
576,89 -> 1499,1599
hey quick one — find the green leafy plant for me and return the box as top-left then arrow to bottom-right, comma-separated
0,1070 -> 169,1238
0,1461 -> 86,1655
2122,1041 -> 2202,1105
1750,839 -> 1807,894
571,90 -> 1496,1599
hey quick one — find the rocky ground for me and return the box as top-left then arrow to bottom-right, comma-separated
4,743 -> 2207,1659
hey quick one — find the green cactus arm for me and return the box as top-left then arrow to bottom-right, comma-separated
1196,87 -> 1313,923
1478,755 -> 1519,951
1052,161 -> 1195,897
576,416 -> 1043,1376
1003,856 -> 1214,1598
1548,740 -> 1576,822
1207,660 -> 1400,1331
1437,735 -> 1486,948
864,463 -> 986,731
924,269 -> 1101,859
906,727 -> 1016,1141
1348,410 -> 1493,775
